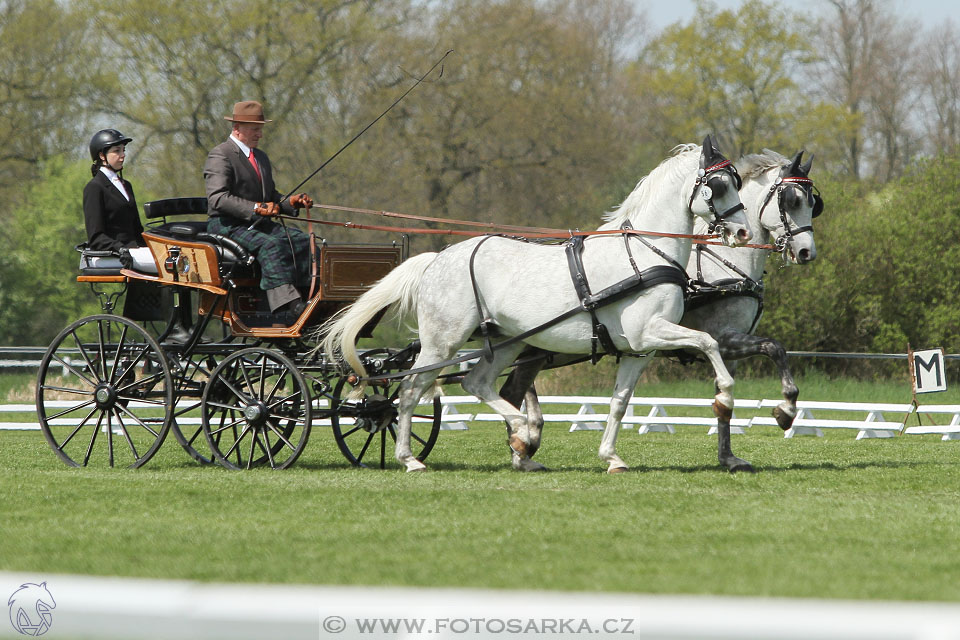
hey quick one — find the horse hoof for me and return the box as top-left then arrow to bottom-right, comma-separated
773,405 -> 796,431
517,460 -> 548,472
607,466 -> 629,474
404,459 -> 427,473
726,459 -> 755,473
512,451 -> 547,472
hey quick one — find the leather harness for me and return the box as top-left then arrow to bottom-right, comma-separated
686,244 -> 765,335
468,225 -> 688,366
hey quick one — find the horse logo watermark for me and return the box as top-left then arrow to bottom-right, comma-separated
7,582 -> 56,636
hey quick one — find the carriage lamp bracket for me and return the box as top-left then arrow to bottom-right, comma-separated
163,246 -> 188,282
87,281 -> 128,313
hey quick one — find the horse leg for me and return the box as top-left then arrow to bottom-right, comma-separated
461,344 -> 543,471
718,330 -> 798,431
712,378 -> 754,473
395,369 -> 445,472
598,356 -> 649,473
499,353 -> 547,463
635,318 -> 744,471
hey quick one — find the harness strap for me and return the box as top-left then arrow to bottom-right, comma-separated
689,244 -> 765,334
468,236 -> 499,361
565,236 -> 619,362
695,244 -> 756,284
620,220 -> 689,274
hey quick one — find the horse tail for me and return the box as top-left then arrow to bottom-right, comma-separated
319,252 -> 437,394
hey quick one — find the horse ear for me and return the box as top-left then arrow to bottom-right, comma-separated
701,134 -> 726,168
800,153 -> 814,176
789,151 -> 803,174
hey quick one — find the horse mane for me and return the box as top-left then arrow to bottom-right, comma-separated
601,144 -> 699,229
736,149 -> 789,180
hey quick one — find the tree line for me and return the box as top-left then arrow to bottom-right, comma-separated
0,0 -> 957,374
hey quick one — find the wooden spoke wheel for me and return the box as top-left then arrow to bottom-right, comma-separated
36,314 -> 173,468
201,348 -> 311,470
330,349 -> 441,469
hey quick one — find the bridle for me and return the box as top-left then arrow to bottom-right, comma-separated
757,172 -> 821,255
687,159 -> 746,235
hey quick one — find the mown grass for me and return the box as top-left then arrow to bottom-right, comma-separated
2,372 -> 959,601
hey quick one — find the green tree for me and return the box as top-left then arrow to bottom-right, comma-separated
90,0 -> 409,198
761,154 -> 960,374
0,159 -> 102,345
0,0 -> 112,202
339,0 -> 646,240
632,0 -> 857,160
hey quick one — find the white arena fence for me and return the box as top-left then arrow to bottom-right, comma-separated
4,394 -> 960,441
3,348 -> 960,440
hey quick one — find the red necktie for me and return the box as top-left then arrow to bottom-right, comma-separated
248,149 -> 262,181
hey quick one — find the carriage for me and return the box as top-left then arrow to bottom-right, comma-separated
36,197 -> 444,470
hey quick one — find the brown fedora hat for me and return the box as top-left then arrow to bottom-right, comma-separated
224,100 -> 273,124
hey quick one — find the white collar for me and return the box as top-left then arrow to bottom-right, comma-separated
230,134 -> 253,157
99,165 -> 130,200
99,165 -> 122,182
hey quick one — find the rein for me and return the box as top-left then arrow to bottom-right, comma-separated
282,206 -> 777,250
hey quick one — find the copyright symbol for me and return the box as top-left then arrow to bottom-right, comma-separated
323,616 -> 347,634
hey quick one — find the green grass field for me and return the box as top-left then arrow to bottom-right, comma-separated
3,371 -> 960,602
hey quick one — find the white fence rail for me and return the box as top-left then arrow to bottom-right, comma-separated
4,395 -> 959,441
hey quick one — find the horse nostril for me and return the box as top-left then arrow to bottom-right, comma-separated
798,248 -> 811,263
737,228 -> 751,243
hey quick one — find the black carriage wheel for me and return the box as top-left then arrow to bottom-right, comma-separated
330,349 -> 441,469
36,314 -> 173,468
201,348 -> 311,470
169,352 -> 224,465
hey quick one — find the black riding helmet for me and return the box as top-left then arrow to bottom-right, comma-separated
89,129 -> 132,164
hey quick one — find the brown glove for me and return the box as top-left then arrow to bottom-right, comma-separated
289,193 -> 313,209
254,201 -> 280,217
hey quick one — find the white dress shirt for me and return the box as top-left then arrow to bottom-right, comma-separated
99,166 -> 130,201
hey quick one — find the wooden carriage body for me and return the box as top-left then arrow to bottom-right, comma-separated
78,197 -> 403,339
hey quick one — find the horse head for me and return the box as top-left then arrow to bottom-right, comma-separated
690,134 -> 751,247
752,150 -> 819,265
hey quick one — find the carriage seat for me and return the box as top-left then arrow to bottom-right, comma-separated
77,244 -> 161,277
77,245 -> 125,277
152,224 -> 256,274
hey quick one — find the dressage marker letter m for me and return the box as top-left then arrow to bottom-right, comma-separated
913,348 -> 947,394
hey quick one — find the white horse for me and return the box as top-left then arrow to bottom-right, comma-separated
321,137 -> 751,473
501,150 -> 821,472
682,150 -> 819,428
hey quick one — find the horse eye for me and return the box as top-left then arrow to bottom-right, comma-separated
706,175 -> 727,197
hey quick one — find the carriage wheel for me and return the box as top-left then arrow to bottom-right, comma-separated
36,314 -> 173,468
330,349 -> 441,469
168,352 -> 224,465
201,348 -> 311,470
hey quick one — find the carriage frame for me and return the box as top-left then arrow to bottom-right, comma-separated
37,197 -> 443,470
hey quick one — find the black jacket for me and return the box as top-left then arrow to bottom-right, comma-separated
82,171 -> 143,253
